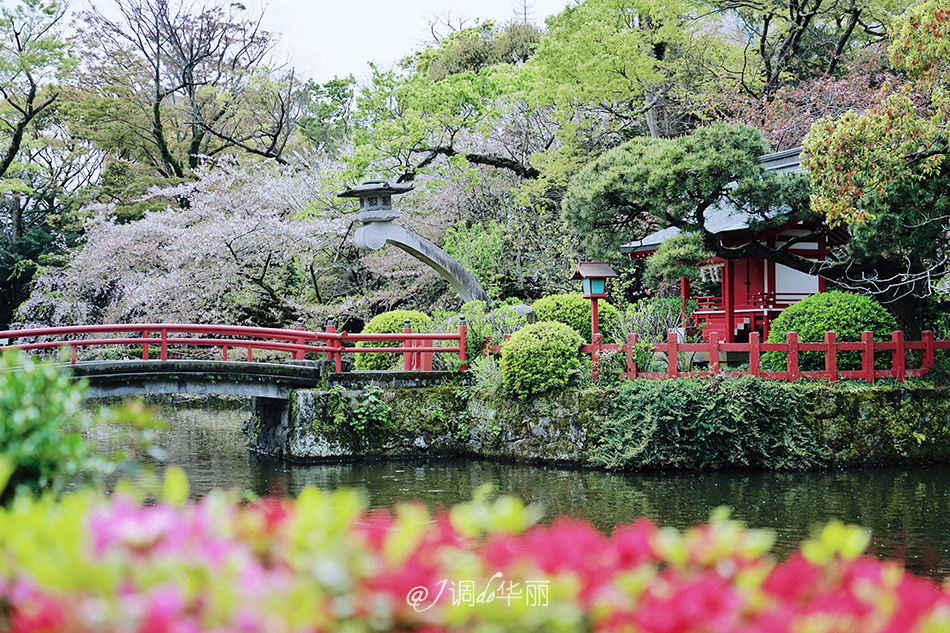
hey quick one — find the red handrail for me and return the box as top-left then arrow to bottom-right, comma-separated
0,322 -> 468,372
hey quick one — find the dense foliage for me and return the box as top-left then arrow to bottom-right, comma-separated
532,293 -> 619,343
594,376 -> 824,470
802,0 -> 950,324
437,301 -> 527,365
0,351 -> 89,503
762,292 -> 898,372
612,297 -> 701,371
354,310 -> 433,370
561,124 -> 809,258
2,479 -> 949,632
500,321 -> 584,398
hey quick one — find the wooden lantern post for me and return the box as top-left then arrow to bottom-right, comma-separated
571,262 -> 619,381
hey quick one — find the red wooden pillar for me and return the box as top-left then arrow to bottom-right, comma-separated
591,297 -> 600,336
625,333 -> 637,379
667,331 -> 679,377
824,331 -> 837,383
403,319 -> 413,371
862,331 -> 875,385
787,331 -> 800,380
923,330 -> 935,374
723,259 -> 735,343
142,330 -> 149,360
325,318 -> 336,360
458,316 -> 467,372
749,332 -> 761,377
294,320 -> 306,360
892,330 -> 905,382
708,331 -> 720,374
680,275 -> 690,304
326,318 -> 342,372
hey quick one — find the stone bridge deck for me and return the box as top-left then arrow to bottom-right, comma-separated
68,360 -> 465,399
70,360 -> 324,400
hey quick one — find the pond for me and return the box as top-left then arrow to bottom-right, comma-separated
84,395 -> 950,580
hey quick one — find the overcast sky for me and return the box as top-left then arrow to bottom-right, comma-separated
250,0 -> 572,83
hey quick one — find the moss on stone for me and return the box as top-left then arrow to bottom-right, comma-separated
262,380 -> 950,469
802,384 -> 950,465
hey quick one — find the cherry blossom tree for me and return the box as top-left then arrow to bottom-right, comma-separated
15,154 -> 349,329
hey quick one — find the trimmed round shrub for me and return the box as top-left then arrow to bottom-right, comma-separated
500,321 -> 584,398
354,310 -> 432,370
532,292 -> 619,343
762,291 -> 898,372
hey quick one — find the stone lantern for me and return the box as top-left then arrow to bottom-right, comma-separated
337,179 -> 490,304
338,180 -> 414,247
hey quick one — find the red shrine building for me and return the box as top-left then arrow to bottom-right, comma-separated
620,147 -> 848,343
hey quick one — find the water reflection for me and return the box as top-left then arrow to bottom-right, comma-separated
85,396 -> 950,580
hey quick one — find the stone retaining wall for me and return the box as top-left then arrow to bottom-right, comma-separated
245,380 -> 950,469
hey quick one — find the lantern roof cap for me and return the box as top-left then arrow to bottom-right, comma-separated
571,262 -> 618,280
338,179 -> 413,199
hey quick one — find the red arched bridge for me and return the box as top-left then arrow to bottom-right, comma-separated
0,322 -> 467,400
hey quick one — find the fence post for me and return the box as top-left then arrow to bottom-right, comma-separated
142,330 -> 149,360
708,332 -> 720,374
71,343 -> 77,365
625,333 -> 637,379
749,332 -> 760,377
294,319 -> 306,361
824,331 -> 837,383
458,315 -> 467,372
325,318 -> 336,361
787,332 -> 799,381
403,319 -> 413,371
161,328 -> 168,361
591,333 -> 603,382
892,330 -> 906,382
222,345 -> 228,361
330,318 -> 343,373
667,331 -> 679,378
862,331 -> 874,385
923,330 -> 935,374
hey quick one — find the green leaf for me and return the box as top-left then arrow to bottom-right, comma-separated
162,466 -> 190,506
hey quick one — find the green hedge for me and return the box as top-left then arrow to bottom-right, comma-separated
532,292 -> 620,343
354,310 -> 432,370
593,376 -> 824,470
500,321 -> 584,398
762,292 -> 898,371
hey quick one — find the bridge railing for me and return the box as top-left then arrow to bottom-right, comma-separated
0,321 -> 468,372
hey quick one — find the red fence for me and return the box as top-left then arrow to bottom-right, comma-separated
0,321 -> 468,372
580,330 -> 945,384
3,323 -> 945,384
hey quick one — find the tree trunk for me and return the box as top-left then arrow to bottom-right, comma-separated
644,85 -> 677,138
10,196 -> 21,243
884,293 -> 922,340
